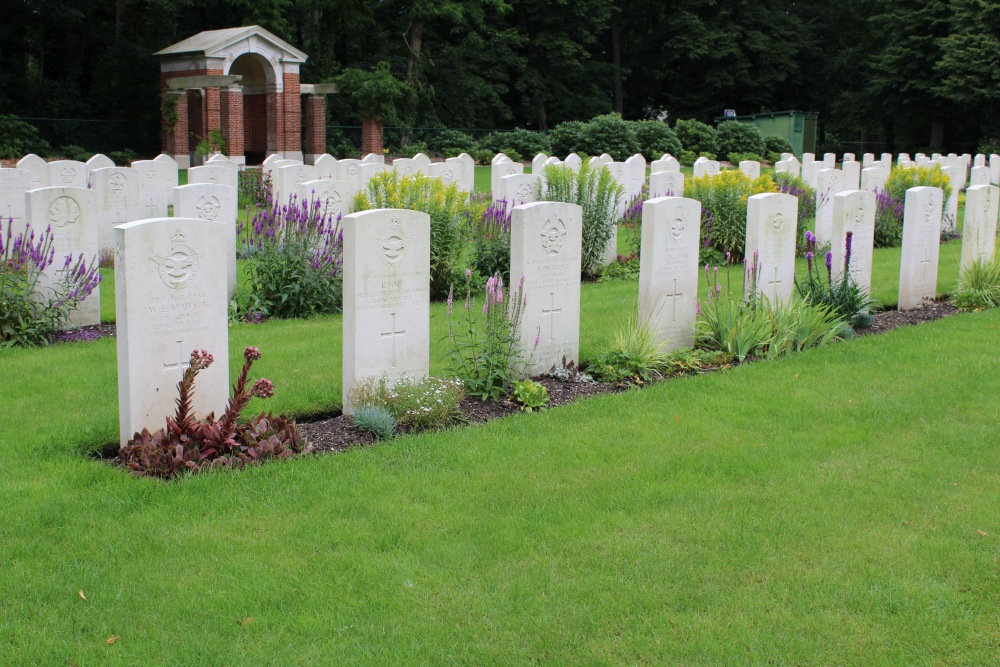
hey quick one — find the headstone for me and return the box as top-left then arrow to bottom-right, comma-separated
532,153 -> 548,175
412,153 -> 432,173
188,164 -> 238,190
649,171 -> 684,198
830,190 -> 877,301
48,160 -> 89,189
131,159 -> 173,218
739,160 -> 761,179
491,153 -> 510,165
314,154 -> 338,180
862,153 -> 875,167
623,154 -> 646,199
774,159 -> 800,178
337,159 -> 363,189
206,153 -> 229,164
510,201 -> 583,375
497,173 -> 539,211
26,186 -> 100,327
843,153 -> 856,163
273,163 -> 317,205
898,187 -> 943,310
692,157 -> 720,178
92,166 -> 141,249
16,154 -> 49,190
960,184 -> 999,273
823,153 -> 836,167
262,154 -> 284,168
358,163 -> 390,191
86,154 -> 115,171
299,178 -> 356,222
861,167 -> 888,194
173,184 -> 238,297
842,160 -> 861,190
114,217 -> 229,446
455,154 -> 476,193
974,154 -> 986,168
564,153 -> 583,173
0,168 -> 32,234
491,159 -> 523,200
428,162 -> 461,188
897,153 -> 911,165
638,196 -> 701,349
940,166 -> 959,232
341,209 -> 431,415
744,193 -> 798,304
991,154 -> 1000,185
815,168 -> 844,244
802,152 -> 816,164
362,153 -> 385,165
650,155 -> 680,173
591,154 -> 613,168
881,153 -> 893,167
154,154 -> 180,204
916,155 -> 930,166
392,158 -> 418,177
801,160 -> 819,189
970,165 -> 991,187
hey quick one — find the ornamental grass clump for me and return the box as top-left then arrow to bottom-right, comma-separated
118,347 -> 310,479
445,270 -> 531,400
1,219 -> 101,347
588,316 -> 671,385
237,192 -> 343,321
685,169 -> 776,262
952,257 -> 1000,310
795,230 -> 872,326
354,171 -> 468,299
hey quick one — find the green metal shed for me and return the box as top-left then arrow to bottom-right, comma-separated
714,110 -> 819,157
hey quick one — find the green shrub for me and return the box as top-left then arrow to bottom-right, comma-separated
541,160 -> 625,278
472,149 -> 493,165
396,142 -> 431,159
952,257 -> 1000,310
326,128 -> 360,158
348,376 -> 466,432
630,120 -> 681,161
716,121 -> 766,162
796,231 -> 873,326
468,195 -> 511,284
512,378 -> 550,412
549,120 -> 588,156
477,129 -> 551,158
764,135 -> 793,156
579,113 -> 640,161
674,119 -> 718,156
352,405 -> 396,440
109,149 -> 137,166
885,164 -> 953,205
58,145 -> 91,162
0,114 -> 50,159
684,169 -> 777,261
588,317 -> 670,385
728,152 -> 764,164
428,130 -> 477,157
977,137 -> 1000,155
354,171 -> 469,300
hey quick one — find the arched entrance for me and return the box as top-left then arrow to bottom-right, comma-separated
228,53 -> 275,165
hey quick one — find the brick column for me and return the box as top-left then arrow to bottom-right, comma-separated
161,89 -> 190,169
187,89 -> 204,164
266,86 -> 283,155
303,94 -> 327,164
220,85 -> 245,165
361,116 -> 384,156
205,85 -> 222,146
282,73 -> 302,161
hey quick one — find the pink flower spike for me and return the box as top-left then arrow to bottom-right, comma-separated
519,273 -> 525,290
483,300 -> 489,315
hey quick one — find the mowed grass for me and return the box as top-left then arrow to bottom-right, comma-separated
1,306 -> 998,664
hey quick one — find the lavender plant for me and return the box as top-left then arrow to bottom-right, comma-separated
236,192 -> 343,320
794,230 -> 872,326
469,195 -> 512,284
445,270 -> 532,400
873,187 -> 904,248
1,219 -> 101,347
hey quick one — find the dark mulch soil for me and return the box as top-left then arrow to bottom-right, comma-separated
854,298 -> 959,336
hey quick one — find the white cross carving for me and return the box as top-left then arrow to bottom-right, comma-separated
380,313 -> 406,368
663,279 -> 683,322
163,340 -> 190,380
768,266 -> 782,301
541,292 -> 562,341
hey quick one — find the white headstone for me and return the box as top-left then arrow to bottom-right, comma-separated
802,152 -> 816,164
362,153 -> 385,165
564,153 -> 583,173
897,153 -> 911,165
970,165 -> 990,187
358,163 -> 390,191
92,166 -> 141,249
48,160 -> 89,189
974,154 -> 986,168
649,171 -> 684,198
154,154 -> 180,204
862,153 -> 876,168
497,173 -> 539,211
26,186 -> 100,327
273,164 -> 317,205
823,153 -> 836,167
427,162 -> 461,188
881,153 -> 893,167
532,153 -> 549,175
0,168 -> 32,234
898,187 -> 943,310
314,154 -> 338,180
113,217 -> 229,446
491,160 -> 523,200
692,157 -> 720,178
591,154 -> 612,169
739,160 -> 761,179
299,178 -> 356,222
842,153 -> 856,163
801,159 -> 819,189
412,153 -> 432,173
960,184 -> 999,274
841,160 -> 861,191
262,154 -> 284,168
861,167 -> 888,194
624,154 -> 647,199
86,154 -> 115,171
188,164 -> 238,190
830,190 -> 877,301
815,168 -> 845,244
392,158 -> 418,177
337,159 -> 363,189
16,154 -> 49,190
510,201 -> 583,375
173,184 -> 238,297
131,159 -> 173,218
940,166 -> 959,232
774,159 -> 800,178
456,154 -> 476,193
744,193 -> 798,304
650,155 -> 680,173
342,209 -> 431,415
491,152 -> 510,165
990,154 -> 1000,185
638,196 -> 701,349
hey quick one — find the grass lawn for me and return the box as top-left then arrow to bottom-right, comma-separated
1,304 -> 997,664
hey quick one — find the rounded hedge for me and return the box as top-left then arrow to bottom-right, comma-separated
630,120 -> 682,161
549,121 -> 587,157
674,119 -> 718,157
578,113 -> 640,162
716,121 -> 765,162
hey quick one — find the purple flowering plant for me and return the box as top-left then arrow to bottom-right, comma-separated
1,218 -> 102,347
467,193 -> 512,285
795,230 -> 872,325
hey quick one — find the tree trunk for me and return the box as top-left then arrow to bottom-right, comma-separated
406,19 -> 424,84
310,0 -> 322,51
612,14 -> 623,114
537,100 -> 548,131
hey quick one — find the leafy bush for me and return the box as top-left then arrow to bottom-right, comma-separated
446,271 -> 530,400
118,347 -> 310,479
873,187 -> 904,248
629,120 -> 681,161
716,121 -> 765,162
237,193 -> 343,321
352,405 -> 396,440
428,130 -> 477,157
587,317 -> 670,385
336,62 -> 409,124
728,152 -> 764,164
468,195 -> 511,283
977,137 -> 1000,155
1,220 -> 102,347
885,164 -> 953,206
477,129 -> 551,158
764,135 -> 793,156
194,129 -> 226,157
685,169 -> 777,261
109,149 -> 137,166
512,379 -> 549,412
549,120 -> 588,156
396,142 -> 431,159
795,231 -> 873,326
952,257 -> 1000,310
58,145 -> 91,162
326,128 -> 359,158
0,114 -> 50,159
472,149 -> 494,165
349,375 -> 466,432
674,119 -> 718,157
541,160 -> 625,278
354,171 -> 468,299
578,113 -> 640,161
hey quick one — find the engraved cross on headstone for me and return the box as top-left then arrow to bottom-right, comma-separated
768,266 -> 782,300
920,247 -> 932,281
663,279 -> 683,323
144,194 -> 160,218
380,313 -> 406,368
541,292 -> 562,341
163,340 -> 190,380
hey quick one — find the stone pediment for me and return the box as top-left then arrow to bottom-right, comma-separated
154,26 -> 307,63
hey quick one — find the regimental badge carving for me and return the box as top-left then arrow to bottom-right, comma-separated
346,164 -> 359,177
108,172 -> 126,193
540,218 -> 567,255
59,167 -> 77,185
443,169 -> 455,181
145,169 -> 156,181
150,232 -> 202,289
670,205 -> 688,240
48,196 -> 81,228
923,197 -> 934,225
769,210 -> 785,232
195,195 -> 221,221
852,203 -> 865,227
377,218 -> 411,264
829,174 -> 840,190
516,183 -> 533,203
296,173 -> 306,185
